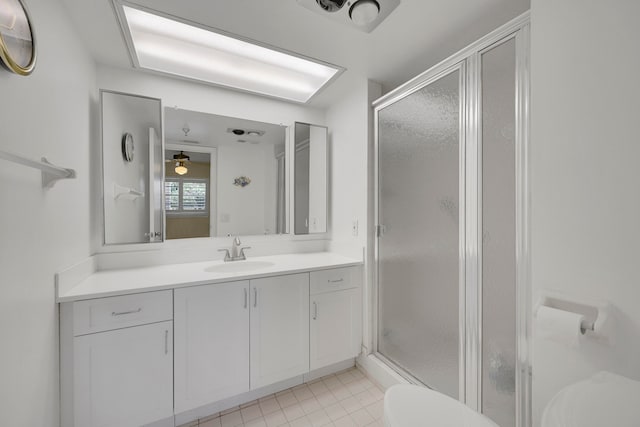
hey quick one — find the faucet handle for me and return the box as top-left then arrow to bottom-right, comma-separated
239,246 -> 251,259
234,236 -> 241,245
217,248 -> 231,261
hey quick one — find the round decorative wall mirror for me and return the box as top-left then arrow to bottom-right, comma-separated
0,0 -> 37,76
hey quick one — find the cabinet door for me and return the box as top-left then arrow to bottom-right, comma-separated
310,288 -> 362,370
74,321 -> 173,427
174,281 -> 250,413
250,273 -> 309,388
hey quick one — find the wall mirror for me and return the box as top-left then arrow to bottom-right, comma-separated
101,90 -> 164,245
293,122 -> 328,234
164,108 -> 288,239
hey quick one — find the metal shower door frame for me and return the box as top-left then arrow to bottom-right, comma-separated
371,12 -> 531,427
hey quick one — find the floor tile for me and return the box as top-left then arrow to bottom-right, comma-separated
306,408 -> 332,427
324,402 -> 348,422
277,391 -> 299,409
289,416 -> 313,427
260,397 -> 282,415
241,403 -> 263,422
264,409 -> 288,427
293,385 -> 315,402
350,408 -> 374,427
220,409 -> 244,427
333,415 -> 357,427
186,367 -> 384,427
200,416 -> 222,427
315,391 -> 339,407
299,397 -> 322,415
339,395 -> 363,414
282,403 -> 306,422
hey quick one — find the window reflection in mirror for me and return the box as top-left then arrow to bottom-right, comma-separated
163,108 -> 287,238
164,149 -> 213,239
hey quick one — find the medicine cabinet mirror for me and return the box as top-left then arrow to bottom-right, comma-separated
101,90 -> 164,245
293,122 -> 328,235
164,108 -> 288,239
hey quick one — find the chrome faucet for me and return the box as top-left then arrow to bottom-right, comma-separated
218,237 -> 251,262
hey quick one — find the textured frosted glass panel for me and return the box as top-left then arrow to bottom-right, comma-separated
377,70 -> 460,399
481,38 -> 516,426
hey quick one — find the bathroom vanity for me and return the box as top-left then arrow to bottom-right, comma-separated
58,253 -> 362,427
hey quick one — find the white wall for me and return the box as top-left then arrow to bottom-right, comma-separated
531,0 -> 640,424
326,77 -> 379,256
216,144 -> 276,236
326,78 -> 382,352
0,0 -> 96,425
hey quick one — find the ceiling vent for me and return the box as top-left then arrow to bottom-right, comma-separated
297,0 -> 400,33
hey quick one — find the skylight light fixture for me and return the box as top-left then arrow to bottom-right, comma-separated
114,2 -> 343,103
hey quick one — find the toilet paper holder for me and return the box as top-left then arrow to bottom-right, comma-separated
536,292 -> 609,335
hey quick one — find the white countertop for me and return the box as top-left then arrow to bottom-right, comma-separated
58,252 -> 362,302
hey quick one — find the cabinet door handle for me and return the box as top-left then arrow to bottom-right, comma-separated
244,288 -> 248,309
111,308 -> 142,316
313,301 -> 318,320
328,278 -> 344,284
253,287 -> 258,308
164,330 -> 169,355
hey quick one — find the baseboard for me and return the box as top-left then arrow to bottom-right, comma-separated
356,353 -> 409,390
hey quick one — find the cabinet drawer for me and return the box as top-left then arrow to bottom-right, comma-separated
310,267 -> 359,295
73,290 -> 173,336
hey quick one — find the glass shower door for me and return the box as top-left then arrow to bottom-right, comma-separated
377,67 -> 462,399
481,37 -> 517,427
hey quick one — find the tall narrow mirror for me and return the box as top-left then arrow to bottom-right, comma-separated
293,122 -> 328,234
101,90 -> 163,245
164,108 -> 288,238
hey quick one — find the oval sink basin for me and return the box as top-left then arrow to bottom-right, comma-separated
205,260 -> 275,273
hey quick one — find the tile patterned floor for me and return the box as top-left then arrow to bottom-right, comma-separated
181,367 -> 385,427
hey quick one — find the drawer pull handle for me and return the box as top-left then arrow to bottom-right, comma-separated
313,301 -> 318,320
164,330 -> 169,355
328,278 -> 344,284
111,308 -> 142,317
254,287 -> 258,308
244,288 -> 248,309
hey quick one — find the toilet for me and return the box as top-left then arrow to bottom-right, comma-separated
541,371 -> 640,427
384,384 -> 499,427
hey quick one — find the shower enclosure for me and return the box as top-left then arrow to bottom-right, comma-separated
373,15 -> 530,427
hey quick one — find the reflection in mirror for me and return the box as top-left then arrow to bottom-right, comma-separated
164,108 -> 287,238
101,91 -> 163,245
164,148 -> 214,239
294,122 -> 328,234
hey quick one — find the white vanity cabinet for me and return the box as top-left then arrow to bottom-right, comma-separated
174,281 -> 251,413
250,273 -> 310,388
174,274 -> 310,411
60,290 -> 174,427
58,255 -> 363,425
310,267 -> 362,370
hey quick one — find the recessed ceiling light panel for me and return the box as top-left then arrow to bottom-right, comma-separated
114,2 -> 344,103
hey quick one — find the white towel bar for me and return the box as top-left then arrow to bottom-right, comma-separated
0,150 -> 76,188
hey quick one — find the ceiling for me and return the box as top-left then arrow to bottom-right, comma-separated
164,108 -> 286,147
60,0 -> 529,107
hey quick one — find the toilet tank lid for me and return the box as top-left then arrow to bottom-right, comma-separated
384,385 -> 499,427
542,371 -> 640,427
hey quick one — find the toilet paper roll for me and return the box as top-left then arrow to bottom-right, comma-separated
536,306 -> 585,347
